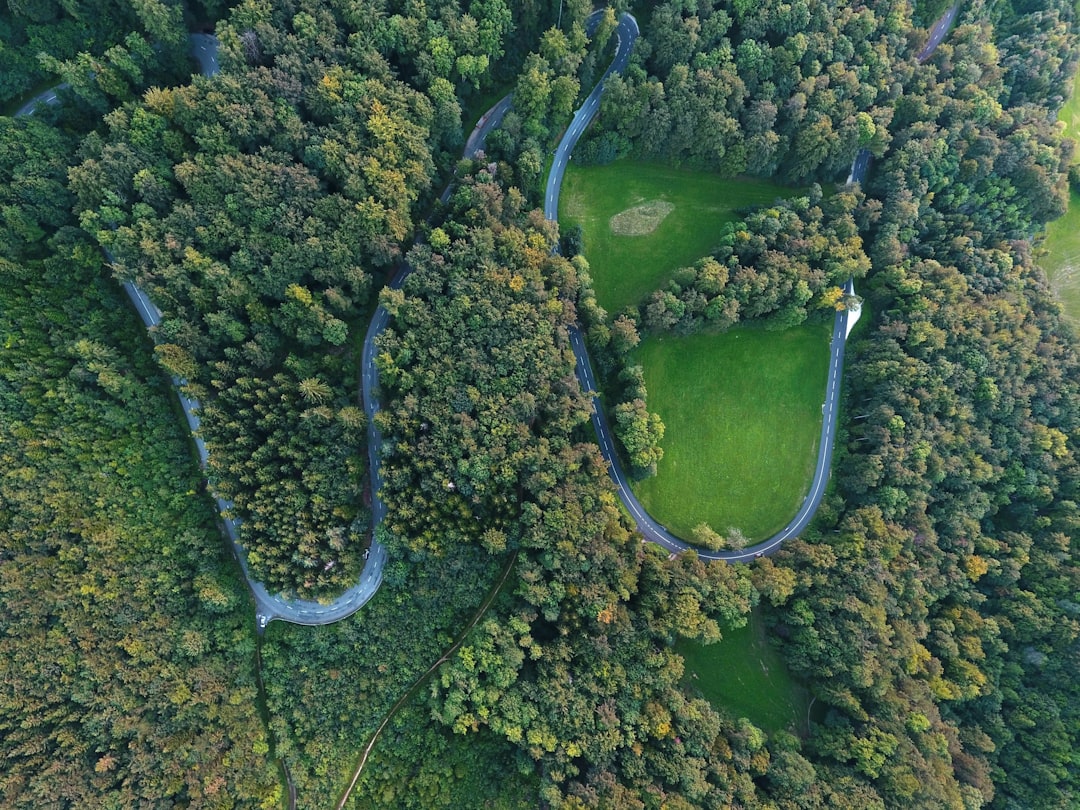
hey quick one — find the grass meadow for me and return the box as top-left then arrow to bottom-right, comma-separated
676,610 -> 808,734
563,161 -> 820,736
1041,67 -> 1080,324
631,323 -> 831,542
559,161 -> 795,313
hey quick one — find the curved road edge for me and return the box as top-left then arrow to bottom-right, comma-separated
544,13 -> 639,220
358,39 -> 538,614
548,13 -> 859,561
53,35 -> 388,629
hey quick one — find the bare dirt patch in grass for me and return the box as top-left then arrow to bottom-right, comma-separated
609,199 -> 674,235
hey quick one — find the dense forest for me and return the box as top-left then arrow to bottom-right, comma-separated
1,0 -> 1078,805
0,120 -> 280,804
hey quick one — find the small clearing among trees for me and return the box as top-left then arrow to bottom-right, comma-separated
609,199 -> 675,235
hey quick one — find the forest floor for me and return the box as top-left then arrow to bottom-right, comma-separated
631,323 -> 830,542
559,161 -> 794,313
676,608 -> 808,734
1041,65 -> 1080,325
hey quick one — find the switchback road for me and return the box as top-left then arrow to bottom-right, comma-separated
548,13 -> 862,560
13,35 -> 389,629
174,35 -> 386,628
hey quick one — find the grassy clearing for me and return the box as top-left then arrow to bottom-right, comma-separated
1041,66 -> 1080,324
559,161 -> 795,313
1041,188 -> 1080,325
676,609 -> 807,734
631,323 -> 830,542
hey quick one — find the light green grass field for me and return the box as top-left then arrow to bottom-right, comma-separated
559,162 -> 795,313
1041,67 -> 1080,324
1041,188 -> 1080,325
632,323 -> 831,542
676,610 -> 807,733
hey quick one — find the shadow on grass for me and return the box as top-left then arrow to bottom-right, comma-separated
675,608 -> 809,735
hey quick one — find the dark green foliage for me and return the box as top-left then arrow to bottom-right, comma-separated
0,0 -> 188,110
638,186 -> 869,335
583,0 -> 903,182
68,0 -> 445,596
2,0 -> 1079,805
349,703 -> 537,808
0,116 -> 73,258
260,543 -> 511,805
759,2 -> 1080,807
0,239 -> 280,807
377,172 -> 586,556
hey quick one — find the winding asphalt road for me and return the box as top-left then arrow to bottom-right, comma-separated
12,34 -> 388,628
178,35 -> 389,628
917,2 -> 961,63
19,6 -> 958,615
548,13 -> 864,560
14,86 -> 63,117
545,13 -> 638,219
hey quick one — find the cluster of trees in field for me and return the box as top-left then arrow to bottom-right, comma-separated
636,186 -> 869,335
574,266 -> 669,478
0,118 -> 280,804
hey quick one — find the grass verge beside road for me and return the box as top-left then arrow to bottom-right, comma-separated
676,609 -> 807,734
559,161 -> 795,313
631,323 -> 830,543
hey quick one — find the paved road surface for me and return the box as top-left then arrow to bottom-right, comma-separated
548,14 -> 859,560
463,94 -> 514,160
544,13 -> 639,221
917,2 -> 961,63
189,33 -> 220,76
847,147 -> 872,185
15,86 -> 64,117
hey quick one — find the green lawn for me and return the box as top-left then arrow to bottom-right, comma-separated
1041,188 -> 1080,325
676,609 -> 808,734
632,323 -> 830,542
1041,66 -> 1080,324
559,161 -> 795,313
